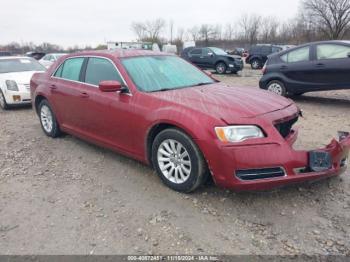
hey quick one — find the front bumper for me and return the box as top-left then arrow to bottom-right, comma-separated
199,110 -> 350,191
3,85 -> 31,105
228,61 -> 244,71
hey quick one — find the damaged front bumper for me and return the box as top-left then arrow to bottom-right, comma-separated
201,128 -> 350,191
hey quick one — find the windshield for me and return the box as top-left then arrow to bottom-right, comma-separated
55,54 -> 66,59
122,56 -> 215,92
210,47 -> 227,55
0,58 -> 46,73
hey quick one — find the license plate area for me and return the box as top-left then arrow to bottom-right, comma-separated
309,151 -> 332,172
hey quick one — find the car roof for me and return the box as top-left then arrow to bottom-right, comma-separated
65,49 -> 169,59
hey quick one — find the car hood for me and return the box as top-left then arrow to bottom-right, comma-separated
150,82 -> 293,122
0,71 -> 42,84
227,54 -> 242,59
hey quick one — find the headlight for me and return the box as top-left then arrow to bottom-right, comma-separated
6,80 -> 19,91
215,125 -> 265,143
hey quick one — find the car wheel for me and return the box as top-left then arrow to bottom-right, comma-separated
251,59 -> 261,69
152,128 -> 208,193
215,62 -> 227,74
266,80 -> 287,96
39,99 -> 61,138
0,89 -> 9,110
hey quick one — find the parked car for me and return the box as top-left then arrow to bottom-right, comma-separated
0,57 -> 45,109
246,44 -> 282,69
260,40 -> 350,96
227,48 -> 245,56
30,50 -> 350,193
39,53 -> 67,68
26,52 -> 46,60
181,47 -> 243,74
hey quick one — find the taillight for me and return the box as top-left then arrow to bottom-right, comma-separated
262,64 -> 267,74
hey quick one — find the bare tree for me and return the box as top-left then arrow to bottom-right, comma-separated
260,16 -> 279,43
224,23 -> 236,40
131,18 -> 166,42
188,26 -> 200,42
303,0 -> 350,39
176,27 -> 186,42
169,20 -> 174,44
239,14 -> 261,45
199,24 -> 216,45
131,22 -> 146,40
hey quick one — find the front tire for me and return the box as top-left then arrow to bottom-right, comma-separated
0,89 -> 9,110
38,99 -> 61,138
152,128 -> 207,193
215,62 -> 227,74
266,80 -> 287,96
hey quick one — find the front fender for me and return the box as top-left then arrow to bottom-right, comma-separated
146,106 -> 218,140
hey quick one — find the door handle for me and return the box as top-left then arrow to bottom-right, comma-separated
280,65 -> 288,70
49,84 -> 57,90
80,92 -> 89,98
316,63 -> 325,68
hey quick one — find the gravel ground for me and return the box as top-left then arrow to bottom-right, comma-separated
0,68 -> 349,255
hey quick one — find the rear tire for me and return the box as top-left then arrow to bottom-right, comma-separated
38,99 -> 61,138
266,80 -> 287,96
152,128 -> 208,193
0,89 -> 9,110
251,59 -> 262,69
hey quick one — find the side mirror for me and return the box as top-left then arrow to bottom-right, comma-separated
208,52 -> 214,57
99,80 -> 122,92
347,52 -> 350,58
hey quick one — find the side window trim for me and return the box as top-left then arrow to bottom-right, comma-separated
280,46 -> 310,63
82,57 -> 126,87
79,58 -> 89,83
316,43 -> 350,60
51,56 -> 131,94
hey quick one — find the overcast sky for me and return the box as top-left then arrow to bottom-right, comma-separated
0,0 -> 300,48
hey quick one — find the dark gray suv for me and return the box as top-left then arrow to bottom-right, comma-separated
181,47 -> 243,74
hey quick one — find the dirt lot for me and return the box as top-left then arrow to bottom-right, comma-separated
0,68 -> 349,255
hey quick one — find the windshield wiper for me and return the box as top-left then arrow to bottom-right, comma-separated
151,82 -> 213,92
152,88 -> 171,92
189,82 -> 213,87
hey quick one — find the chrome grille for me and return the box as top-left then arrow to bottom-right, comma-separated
235,167 -> 285,180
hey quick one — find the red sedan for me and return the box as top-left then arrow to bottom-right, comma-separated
30,50 -> 350,192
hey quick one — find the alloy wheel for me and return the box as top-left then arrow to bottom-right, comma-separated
252,61 -> 260,69
40,105 -> 54,133
216,63 -> 226,74
157,139 -> 192,184
267,83 -> 283,95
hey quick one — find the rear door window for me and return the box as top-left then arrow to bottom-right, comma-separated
84,57 -> 123,86
190,49 -> 202,56
202,48 -> 212,57
272,46 -> 282,53
60,58 -> 84,81
281,46 -> 310,63
261,46 -> 272,55
317,44 -> 350,60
